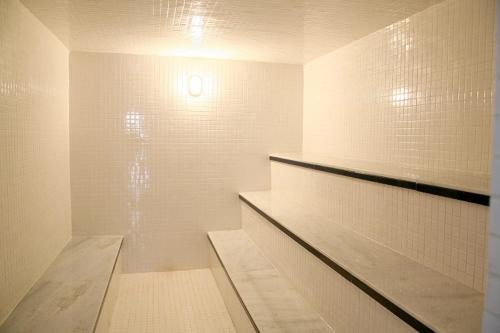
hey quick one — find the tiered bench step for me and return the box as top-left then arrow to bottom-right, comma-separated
239,191 -> 484,333
0,236 -> 123,333
208,230 -> 334,333
270,153 -> 489,205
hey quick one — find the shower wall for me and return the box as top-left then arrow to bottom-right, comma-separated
0,0 -> 71,324
69,52 -> 302,272
304,0 -> 495,190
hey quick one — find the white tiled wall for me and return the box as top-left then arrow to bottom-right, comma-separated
303,0 -> 495,192
0,0 -> 71,324
483,1 -> 500,330
69,52 -> 302,272
271,161 -> 489,291
241,203 -> 415,333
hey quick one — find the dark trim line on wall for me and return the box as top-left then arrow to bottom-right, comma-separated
239,194 -> 436,333
269,155 -> 490,206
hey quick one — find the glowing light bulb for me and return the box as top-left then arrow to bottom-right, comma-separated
188,75 -> 203,96
190,16 -> 204,39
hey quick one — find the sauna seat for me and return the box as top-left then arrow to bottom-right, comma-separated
208,229 -> 334,333
239,191 -> 484,333
0,236 -> 122,333
269,152 -> 490,205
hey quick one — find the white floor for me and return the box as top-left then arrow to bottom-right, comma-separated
109,269 -> 236,333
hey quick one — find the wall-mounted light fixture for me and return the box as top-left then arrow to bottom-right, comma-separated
188,75 -> 203,97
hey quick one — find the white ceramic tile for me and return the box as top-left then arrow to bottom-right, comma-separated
241,203 -> 415,333
240,191 -> 484,333
108,269 -> 236,333
0,0 -> 71,324
272,152 -> 491,195
208,230 -> 334,333
303,0 -> 495,189
20,0 -> 440,64
69,52 -> 303,272
271,161 -> 489,291
120,231 -> 208,273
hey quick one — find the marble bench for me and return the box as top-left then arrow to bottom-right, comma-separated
208,229 -> 334,333
0,236 -> 122,333
239,190 -> 484,333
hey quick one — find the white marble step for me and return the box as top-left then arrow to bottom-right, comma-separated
239,191 -> 484,333
0,236 -> 123,333
208,230 -> 334,333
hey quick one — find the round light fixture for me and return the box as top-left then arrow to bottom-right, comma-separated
188,75 -> 203,97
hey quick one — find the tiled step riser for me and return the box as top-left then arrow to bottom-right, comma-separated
241,203 -> 415,333
271,161 -> 488,291
208,246 -> 257,333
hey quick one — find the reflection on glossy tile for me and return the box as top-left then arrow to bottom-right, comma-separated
304,0 -> 495,188
0,0 -> 71,324
69,52 -> 303,272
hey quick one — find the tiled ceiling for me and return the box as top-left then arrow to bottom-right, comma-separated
21,0 -> 442,64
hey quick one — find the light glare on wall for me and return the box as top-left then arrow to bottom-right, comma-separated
188,75 -> 203,96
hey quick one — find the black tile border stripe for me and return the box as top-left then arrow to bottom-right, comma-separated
269,155 -> 490,206
208,235 -> 261,333
239,194 -> 435,333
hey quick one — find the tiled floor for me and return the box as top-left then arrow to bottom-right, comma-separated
109,269 -> 236,333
